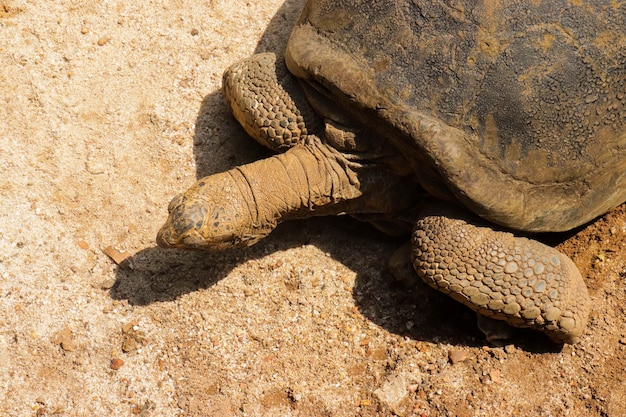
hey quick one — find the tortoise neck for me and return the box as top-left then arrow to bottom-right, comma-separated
235,139 -> 363,225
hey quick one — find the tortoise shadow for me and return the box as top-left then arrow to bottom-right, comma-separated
113,214 -> 563,352
112,215 -> 487,346
112,0 -> 564,352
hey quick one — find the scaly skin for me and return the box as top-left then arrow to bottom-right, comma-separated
412,204 -> 590,344
222,53 -> 322,152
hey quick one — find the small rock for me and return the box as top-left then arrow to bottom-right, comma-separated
103,246 -> 133,269
98,278 -> 116,290
489,347 -> 507,360
110,358 -> 124,370
374,370 -> 422,413
50,327 -> 76,352
97,36 -> 109,46
448,349 -> 468,364
489,369 -> 502,384
122,320 -> 147,353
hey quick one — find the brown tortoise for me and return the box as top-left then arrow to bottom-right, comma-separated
157,0 -> 626,344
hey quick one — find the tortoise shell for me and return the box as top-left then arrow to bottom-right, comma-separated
285,0 -> 626,232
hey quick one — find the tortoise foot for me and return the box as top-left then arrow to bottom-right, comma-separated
222,52 -> 321,151
412,203 -> 590,344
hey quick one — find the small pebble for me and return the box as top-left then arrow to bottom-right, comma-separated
103,245 -> 133,269
97,36 -> 109,46
110,358 -> 124,370
489,369 -> 502,383
99,278 -> 116,290
51,327 -> 76,352
121,320 -> 147,352
448,349 -> 468,364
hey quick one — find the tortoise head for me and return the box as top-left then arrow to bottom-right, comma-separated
156,171 -> 273,251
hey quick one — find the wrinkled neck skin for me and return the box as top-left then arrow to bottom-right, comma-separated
157,136 -> 419,251
236,137 -> 362,228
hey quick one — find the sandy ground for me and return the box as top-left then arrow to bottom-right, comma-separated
1,0 -> 626,416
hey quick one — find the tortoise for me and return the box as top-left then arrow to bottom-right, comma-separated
157,0 -> 626,344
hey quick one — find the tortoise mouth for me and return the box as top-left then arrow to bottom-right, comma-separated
156,225 -> 215,250
155,224 -> 181,249
156,218 -> 199,250
155,226 -> 174,248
